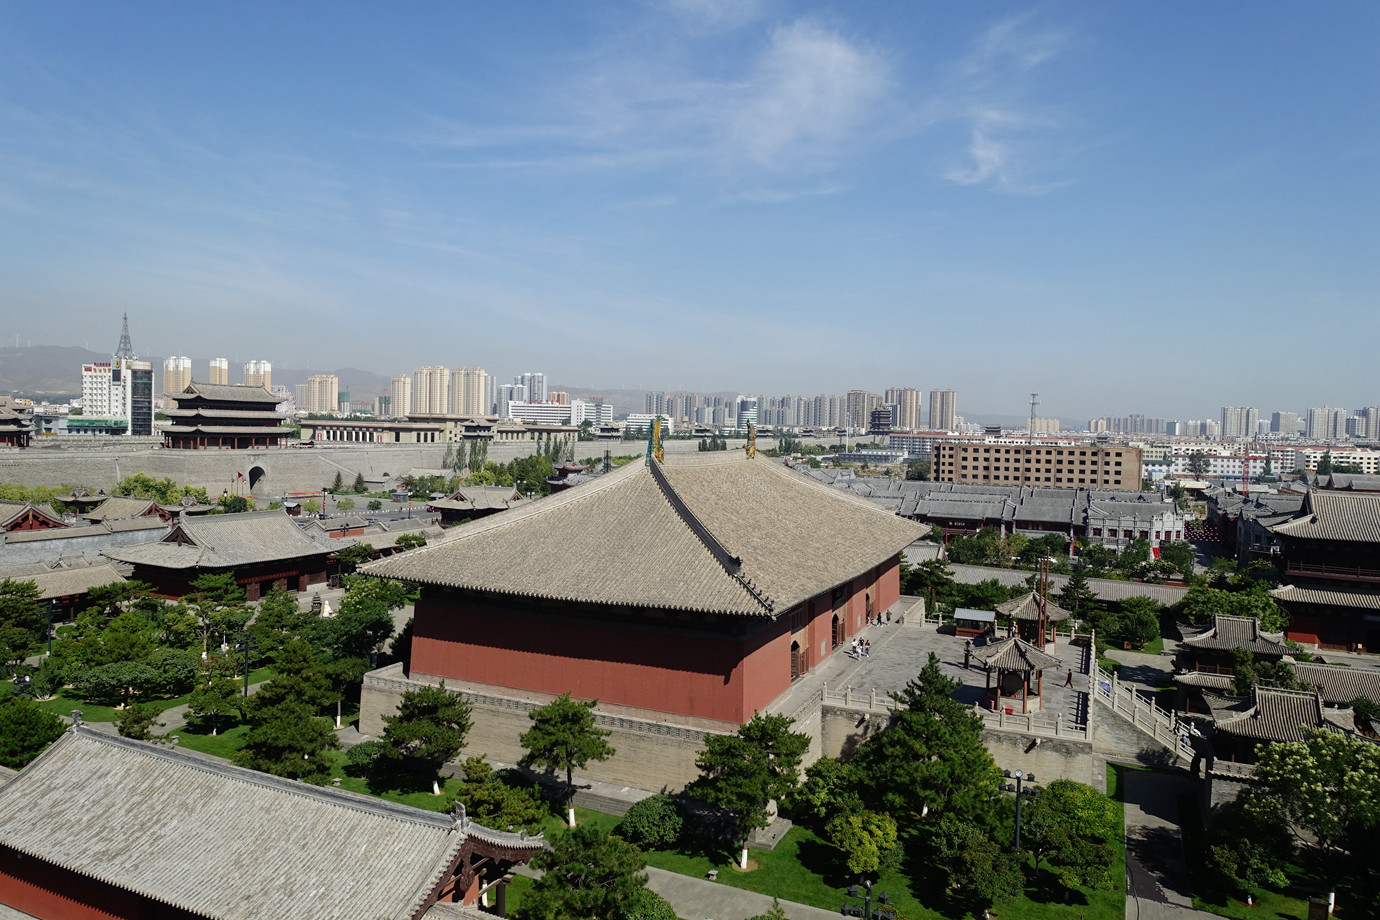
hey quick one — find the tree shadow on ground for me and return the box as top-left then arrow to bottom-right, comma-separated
793,835 -> 854,890
1024,866 -> 1090,906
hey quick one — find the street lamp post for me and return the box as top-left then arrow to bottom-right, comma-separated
842,878 -> 894,919
1001,769 -> 1037,849
233,633 -> 259,698
46,597 -> 59,657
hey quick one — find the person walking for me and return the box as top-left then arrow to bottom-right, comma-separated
863,639 -> 871,657
963,640 -> 972,670
1063,668 -> 1074,688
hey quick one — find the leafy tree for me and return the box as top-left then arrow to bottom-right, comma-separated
1100,597 -> 1162,649
367,499 -> 382,511
249,640 -> 333,714
1245,729 -> 1380,879
0,695 -> 65,768
84,579 -> 155,621
621,889 -> 678,920
335,497 -> 355,512
905,459 -> 932,481
234,699 -> 339,783
1023,779 -> 1121,891
115,701 -> 165,740
72,660 -> 157,709
1057,565 -> 1100,624
785,755 -> 862,829
188,573 -> 250,658
520,692 -> 615,826
323,655 -> 370,728
395,533 -> 427,551
1187,451 -> 1209,477
217,494 -> 251,513
901,558 -> 958,613
852,653 -> 1002,828
304,499 -> 322,514
1173,585 -> 1287,632
188,673 -> 242,735
313,576 -> 405,660
153,601 -> 198,649
352,472 -> 367,493
931,815 -> 1025,915
1316,450 -> 1333,476
1230,647 -> 1308,695
147,647 -> 200,696
449,756 -> 546,834
381,682 -> 473,794
827,809 -> 899,875
250,585 -> 306,652
114,473 -> 209,505
1160,540 -> 1195,575
691,712 -> 810,868
616,794 -> 683,850
0,578 -> 45,665
525,824 -> 649,920
334,543 -> 374,574
1205,799 -> 1291,899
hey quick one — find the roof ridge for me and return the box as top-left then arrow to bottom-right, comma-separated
648,458 -> 773,615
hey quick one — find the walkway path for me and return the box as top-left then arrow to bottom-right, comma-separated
1121,769 -> 1220,920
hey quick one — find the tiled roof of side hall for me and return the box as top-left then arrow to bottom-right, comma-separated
0,727 -> 539,920
175,382 -> 279,404
1181,615 -> 1290,655
971,635 -> 1063,671
364,453 -> 923,617
1213,686 -> 1332,743
104,510 -> 333,569
1269,490 -> 1380,544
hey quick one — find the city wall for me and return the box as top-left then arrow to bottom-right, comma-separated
0,437 -> 730,496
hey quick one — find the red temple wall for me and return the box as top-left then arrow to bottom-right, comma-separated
412,596 -> 793,723
0,848 -> 148,920
411,554 -> 903,722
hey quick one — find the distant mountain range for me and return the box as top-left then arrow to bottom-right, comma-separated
0,346 -> 1071,427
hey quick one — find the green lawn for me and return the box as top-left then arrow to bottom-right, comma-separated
173,723 -> 249,759
33,665 -> 275,724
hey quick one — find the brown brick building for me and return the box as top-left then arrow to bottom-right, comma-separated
934,442 -> 1143,490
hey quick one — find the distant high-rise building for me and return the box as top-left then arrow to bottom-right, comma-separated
886,387 -> 923,430
412,366 -> 450,415
1270,411 -> 1300,435
570,398 -> 612,427
306,374 -> 339,414
1219,406 -> 1259,439
208,358 -> 229,385
736,396 -> 758,430
389,375 -> 411,418
1363,407 -> 1380,440
448,367 -> 489,416
497,384 -> 527,419
80,315 -> 152,435
242,360 -> 271,391
516,372 -> 546,403
162,356 -> 191,397
845,390 -> 881,430
549,391 -> 570,405
929,389 -> 956,431
1306,406 -> 1347,440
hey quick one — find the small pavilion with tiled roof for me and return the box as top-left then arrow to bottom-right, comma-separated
0,725 -> 543,920
995,591 -> 1071,650
363,452 -> 922,726
971,636 -> 1064,714
0,403 -> 32,449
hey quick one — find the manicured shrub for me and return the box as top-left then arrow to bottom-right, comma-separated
616,794 -> 683,850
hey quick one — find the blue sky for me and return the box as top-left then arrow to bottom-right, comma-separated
1,1 -> 1375,420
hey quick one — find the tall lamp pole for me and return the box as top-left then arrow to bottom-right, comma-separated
1002,769 -> 1037,849
234,633 -> 259,698
46,597 -> 59,657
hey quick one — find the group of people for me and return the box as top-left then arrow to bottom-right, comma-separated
850,638 -> 872,658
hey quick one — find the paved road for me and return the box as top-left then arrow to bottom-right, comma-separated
1120,769 -> 1223,920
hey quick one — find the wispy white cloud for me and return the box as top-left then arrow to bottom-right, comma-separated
940,14 -> 1075,194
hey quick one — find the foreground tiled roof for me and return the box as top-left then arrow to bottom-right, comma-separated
1182,615 -> 1290,655
105,510 -> 332,569
971,636 -> 1063,671
996,591 -> 1072,622
0,727 -> 512,920
1270,490 -> 1380,544
365,453 -> 923,617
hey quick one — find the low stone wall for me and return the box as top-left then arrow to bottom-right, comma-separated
0,524 -> 168,567
819,704 -> 888,761
982,730 -> 1099,789
361,665 -> 734,793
